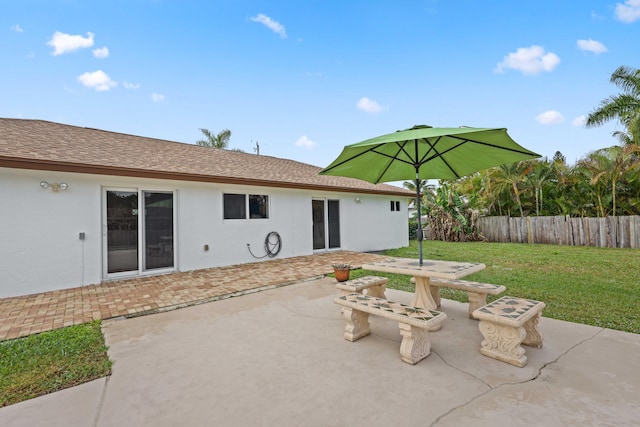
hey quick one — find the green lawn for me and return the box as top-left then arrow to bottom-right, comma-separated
0,321 -> 112,407
351,240 -> 640,334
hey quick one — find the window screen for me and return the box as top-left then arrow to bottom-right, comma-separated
224,194 -> 246,219
249,195 -> 269,219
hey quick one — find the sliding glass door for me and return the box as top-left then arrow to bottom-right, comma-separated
106,190 -> 139,274
104,188 -> 175,278
312,198 -> 340,251
143,191 -> 174,270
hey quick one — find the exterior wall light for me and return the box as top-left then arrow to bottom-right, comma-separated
40,181 -> 69,192
354,197 -> 361,204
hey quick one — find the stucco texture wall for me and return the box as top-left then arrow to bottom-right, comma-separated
0,168 -> 408,298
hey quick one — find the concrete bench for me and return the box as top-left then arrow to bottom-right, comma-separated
335,275 -> 388,298
472,296 -> 545,367
334,293 -> 447,365
411,277 -> 506,319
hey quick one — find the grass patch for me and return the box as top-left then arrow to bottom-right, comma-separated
0,321 -> 112,407
350,240 -> 640,334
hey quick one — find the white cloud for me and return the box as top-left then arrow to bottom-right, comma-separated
572,115 -> 587,126
295,135 -> 316,149
93,47 -> 109,58
123,81 -> 140,90
615,0 -> 640,23
77,70 -> 117,91
250,13 -> 287,38
577,39 -> 608,54
495,45 -> 560,75
48,31 -> 94,55
536,110 -> 565,125
11,24 -> 23,33
357,97 -> 383,114
151,93 -> 165,102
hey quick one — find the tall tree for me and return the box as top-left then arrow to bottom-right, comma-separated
403,179 -> 433,216
548,153 -> 578,216
492,163 -> 527,217
575,145 -> 640,216
522,159 -> 553,216
586,65 -> 640,145
196,128 -> 232,149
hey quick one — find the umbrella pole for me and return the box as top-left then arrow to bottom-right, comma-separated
416,174 -> 423,266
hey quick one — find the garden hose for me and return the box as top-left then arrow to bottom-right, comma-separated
247,231 -> 282,259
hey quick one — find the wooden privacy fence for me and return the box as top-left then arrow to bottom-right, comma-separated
476,215 -> 640,249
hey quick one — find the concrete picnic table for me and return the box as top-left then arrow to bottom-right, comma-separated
361,257 -> 486,311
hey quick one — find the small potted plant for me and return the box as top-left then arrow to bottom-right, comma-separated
331,263 -> 351,282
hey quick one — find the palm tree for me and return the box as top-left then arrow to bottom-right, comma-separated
196,128 -> 232,149
403,179 -> 431,194
492,163 -> 527,217
403,179 -> 432,216
459,168 -> 512,216
547,153 -> 579,216
576,145 -> 640,216
522,159 -> 553,216
586,65 -> 640,145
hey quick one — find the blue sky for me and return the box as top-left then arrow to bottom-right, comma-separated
2,0 -> 639,169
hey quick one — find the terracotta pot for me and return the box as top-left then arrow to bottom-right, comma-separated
334,268 -> 350,282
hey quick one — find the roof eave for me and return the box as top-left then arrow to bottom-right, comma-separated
0,157 -> 413,197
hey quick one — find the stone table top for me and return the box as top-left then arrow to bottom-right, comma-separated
361,257 -> 486,280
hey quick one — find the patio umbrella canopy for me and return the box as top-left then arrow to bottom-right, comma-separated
319,125 -> 541,264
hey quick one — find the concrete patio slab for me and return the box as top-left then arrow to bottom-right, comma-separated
1,277 -> 639,426
0,378 -> 107,427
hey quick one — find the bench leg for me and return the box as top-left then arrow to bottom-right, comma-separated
468,293 -> 487,319
340,307 -> 370,342
522,312 -> 543,348
398,323 -> 431,365
478,321 -> 527,367
365,284 -> 387,299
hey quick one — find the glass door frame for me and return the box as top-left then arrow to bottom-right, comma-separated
312,197 -> 341,252
102,187 -> 178,280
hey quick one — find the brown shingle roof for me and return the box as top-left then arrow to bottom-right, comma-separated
0,118 -> 412,196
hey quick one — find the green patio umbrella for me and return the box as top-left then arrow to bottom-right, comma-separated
319,125 -> 541,265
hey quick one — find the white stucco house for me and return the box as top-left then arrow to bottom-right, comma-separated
0,118 -> 413,299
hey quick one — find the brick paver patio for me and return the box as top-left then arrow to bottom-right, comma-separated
0,251 -> 386,341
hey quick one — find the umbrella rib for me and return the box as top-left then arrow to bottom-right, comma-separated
371,147 -> 414,165
446,134 -> 537,155
418,136 -> 440,165
319,143 -> 388,172
418,135 -> 538,178
372,141 -> 414,182
419,137 -> 464,179
422,140 -> 466,163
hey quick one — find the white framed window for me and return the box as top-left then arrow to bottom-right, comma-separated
223,193 -> 269,219
390,200 -> 401,212
223,193 -> 246,219
249,194 -> 269,219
